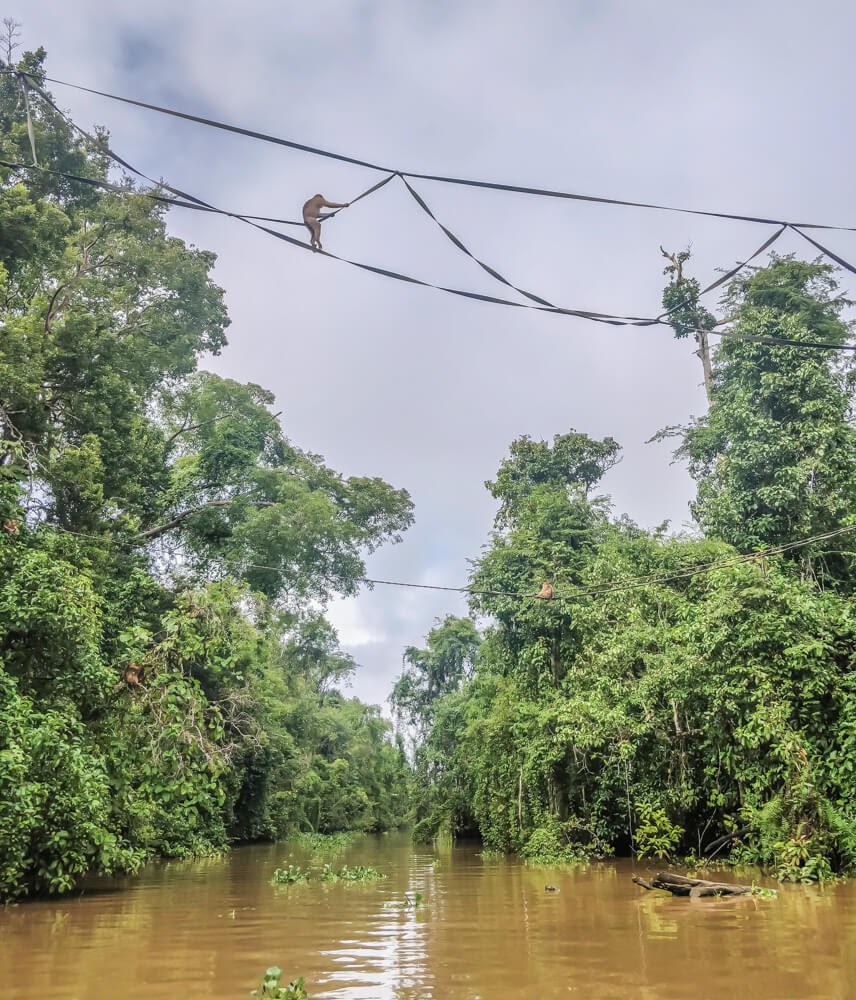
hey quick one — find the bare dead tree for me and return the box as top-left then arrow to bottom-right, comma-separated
1,18 -> 21,68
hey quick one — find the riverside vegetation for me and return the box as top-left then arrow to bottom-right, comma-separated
1,42 -> 855,906
394,258 -> 856,883
0,46 -> 411,900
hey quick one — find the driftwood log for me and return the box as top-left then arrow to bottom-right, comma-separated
633,872 -> 753,897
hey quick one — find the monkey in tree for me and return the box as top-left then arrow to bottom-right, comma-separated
122,662 -> 144,688
534,581 -> 554,600
302,194 -> 350,250
2,518 -> 18,534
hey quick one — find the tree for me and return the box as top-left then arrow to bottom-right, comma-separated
660,246 -> 718,402
138,371 -> 414,603
402,264 -> 856,875
0,46 -> 413,898
391,616 -> 480,733
677,256 -> 856,585
469,431 -> 616,695
391,617 -> 481,842
486,430 -> 620,529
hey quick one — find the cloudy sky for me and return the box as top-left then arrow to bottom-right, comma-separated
13,1 -> 856,706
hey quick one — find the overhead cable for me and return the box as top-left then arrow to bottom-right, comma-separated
20,75 -> 38,165
4,156 -> 853,351
29,519 -> 856,603
401,172 -> 791,322
26,70 -> 856,232
0,157 -> 394,226
792,226 -> 856,277
7,75 -> 856,350
224,524 -> 856,603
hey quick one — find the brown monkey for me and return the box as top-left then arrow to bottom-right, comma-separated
534,581 -> 554,600
122,662 -> 144,687
302,194 -> 350,250
2,518 -> 18,534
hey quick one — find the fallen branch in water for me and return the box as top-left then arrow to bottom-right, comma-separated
633,872 -> 753,897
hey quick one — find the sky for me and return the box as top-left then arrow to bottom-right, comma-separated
11,0 -> 856,707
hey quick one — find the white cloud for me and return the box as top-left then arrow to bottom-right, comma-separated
326,595 -> 386,649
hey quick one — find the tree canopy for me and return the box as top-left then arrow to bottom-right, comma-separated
0,46 -> 412,900
3,39 -> 856,901
401,258 -> 856,881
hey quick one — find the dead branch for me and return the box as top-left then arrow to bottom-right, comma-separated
134,497 -> 275,541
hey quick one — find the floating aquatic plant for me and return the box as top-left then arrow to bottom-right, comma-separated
270,865 -> 309,885
250,966 -> 307,999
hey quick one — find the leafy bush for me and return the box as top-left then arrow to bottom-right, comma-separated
0,669 -> 142,898
523,820 -> 591,864
0,44 -> 413,901
404,304 -> 856,880
293,831 -> 360,854
633,803 -> 683,860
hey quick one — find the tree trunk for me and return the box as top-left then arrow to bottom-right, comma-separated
633,872 -> 753,897
695,329 -> 713,404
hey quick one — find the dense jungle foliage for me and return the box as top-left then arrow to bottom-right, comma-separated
0,49 -> 412,900
396,259 -> 856,882
3,42 -> 856,903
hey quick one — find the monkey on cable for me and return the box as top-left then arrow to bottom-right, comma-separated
534,581 -> 554,600
302,194 -> 350,250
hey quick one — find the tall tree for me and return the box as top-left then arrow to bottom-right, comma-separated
487,430 -> 620,529
677,256 -> 856,585
391,616 -> 480,734
406,373 -> 856,877
0,45 -> 414,899
660,246 -> 718,403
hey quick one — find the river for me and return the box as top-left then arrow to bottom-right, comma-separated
1,834 -> 853,999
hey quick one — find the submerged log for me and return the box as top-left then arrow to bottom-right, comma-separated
633,872 -> 753,897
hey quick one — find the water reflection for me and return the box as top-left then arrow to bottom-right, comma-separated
0,836 -> 853,999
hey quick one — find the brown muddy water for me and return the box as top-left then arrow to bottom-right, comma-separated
1,834 -> 854,999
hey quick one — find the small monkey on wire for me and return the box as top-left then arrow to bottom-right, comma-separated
534,581 -> 554,600
302,194 -> 350,250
